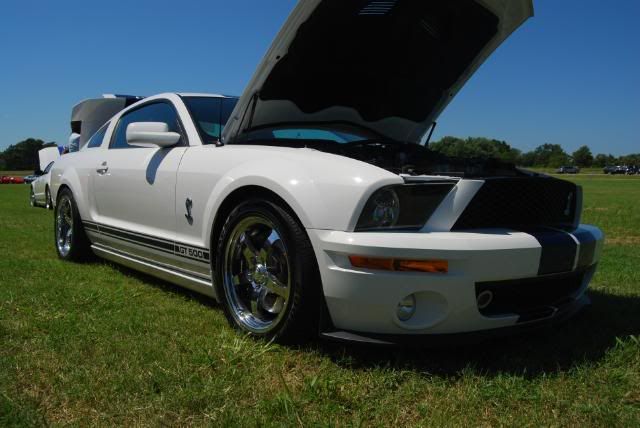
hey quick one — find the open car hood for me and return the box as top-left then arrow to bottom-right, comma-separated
38,147 -> 60,172
224,0 -> 533,145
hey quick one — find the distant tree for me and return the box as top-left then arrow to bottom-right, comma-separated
528,143 -> 570,167
572,145 -> 593,167
593,153 -> 619,167
0,138 -> 48,171
518,151 -> 537,167
620,153 -> 640,166
430,136 -> 521,164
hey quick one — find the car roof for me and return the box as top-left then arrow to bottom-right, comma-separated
177,92 -> 238,99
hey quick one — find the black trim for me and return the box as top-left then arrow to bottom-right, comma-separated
475,269 -> 587,320
83,221 -> 210,264
99,224 -> 174,252
99,230 -> 173,255
83,221 -> 100,232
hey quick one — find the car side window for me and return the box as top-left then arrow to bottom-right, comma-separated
110,102 -> 183,149
86,123 -> 110,148
43,162 -> 54,174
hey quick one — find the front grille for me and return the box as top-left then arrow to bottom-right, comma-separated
476,271 -> 585,322
452,177 -> 578,230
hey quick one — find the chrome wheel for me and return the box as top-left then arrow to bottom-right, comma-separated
56,195 -> 74,257
222,215 -> 291,333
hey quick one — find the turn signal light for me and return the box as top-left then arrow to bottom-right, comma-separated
348,256 -> 448,273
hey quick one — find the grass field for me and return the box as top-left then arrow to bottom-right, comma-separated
1,177 -> 639,426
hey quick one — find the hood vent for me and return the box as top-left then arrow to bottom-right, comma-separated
359,0 -> 397,16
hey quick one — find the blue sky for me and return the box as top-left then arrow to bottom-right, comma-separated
0,0 -> 638,155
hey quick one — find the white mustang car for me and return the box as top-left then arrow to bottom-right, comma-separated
50,0 -> 603,345
30,147 -> 61,209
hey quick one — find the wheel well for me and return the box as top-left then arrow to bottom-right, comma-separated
209,186 -> 305,256
55,184 -> 71,206
209,185 -> 332,332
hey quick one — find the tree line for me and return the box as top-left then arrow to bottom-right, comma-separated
0,139 -> 57,171
430,136 -> 640,168
1,136 -> 638,171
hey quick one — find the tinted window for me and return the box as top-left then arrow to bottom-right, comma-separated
110,102 -> 182,149
222,98 -> 238,128
43,161 -> 54,174
86,123 -> 109,148
182,96 -> 238,145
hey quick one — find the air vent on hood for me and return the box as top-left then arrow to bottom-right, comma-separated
358,0 -> 397,16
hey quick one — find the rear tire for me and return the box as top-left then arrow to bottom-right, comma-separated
215,199 -> 321,344
45,186 -> 53,210
54,188 -> 92,262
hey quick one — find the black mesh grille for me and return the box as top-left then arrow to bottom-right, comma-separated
453,177 -> 578,230
476,270 -> 585,321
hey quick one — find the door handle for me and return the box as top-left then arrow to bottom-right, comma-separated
96,162 -> 109,175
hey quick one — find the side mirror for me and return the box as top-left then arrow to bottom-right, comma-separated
126,122 -> 181,148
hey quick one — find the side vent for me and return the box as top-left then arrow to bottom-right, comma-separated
358,0 -> 397,16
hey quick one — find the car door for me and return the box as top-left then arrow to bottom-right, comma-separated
92,100 -> 188,267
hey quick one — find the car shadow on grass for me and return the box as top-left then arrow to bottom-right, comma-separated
102,261 -> 220,309
311,290 -> 640,378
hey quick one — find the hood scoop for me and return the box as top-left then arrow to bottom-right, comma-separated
224,0 -> 533,145
358,0 -> 398,16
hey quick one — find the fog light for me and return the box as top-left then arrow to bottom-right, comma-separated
397,294 -> 417,321
477,290 -> 494,310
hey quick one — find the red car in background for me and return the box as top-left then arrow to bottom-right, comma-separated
1,175 -> 25,184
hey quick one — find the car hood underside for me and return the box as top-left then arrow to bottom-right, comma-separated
224,0 -> 534,145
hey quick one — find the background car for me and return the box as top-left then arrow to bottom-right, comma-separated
30,161 -> 55,209
626,165 -> 639,175
614,165 -> 629,174
556,166 -> 580,174
1,175 -> 25,184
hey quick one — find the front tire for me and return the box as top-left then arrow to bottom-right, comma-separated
215,199 -> 320,344
29,187 -> 36,207
54,188 -> 92,262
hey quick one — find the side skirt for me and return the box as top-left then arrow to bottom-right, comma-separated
91,244 -> 218,300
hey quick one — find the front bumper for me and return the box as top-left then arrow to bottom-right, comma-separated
307,225 -> 603,339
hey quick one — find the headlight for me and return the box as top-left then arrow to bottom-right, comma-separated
365,187 -> 400,229
355,183 -> 455,231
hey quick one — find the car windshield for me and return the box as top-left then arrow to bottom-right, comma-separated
182,96 -> 238,144
234,122 -> 385,145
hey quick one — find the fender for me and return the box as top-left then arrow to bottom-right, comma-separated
174,145 -> 402,249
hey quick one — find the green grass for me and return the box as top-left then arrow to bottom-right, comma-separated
1,178 -> 639,426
